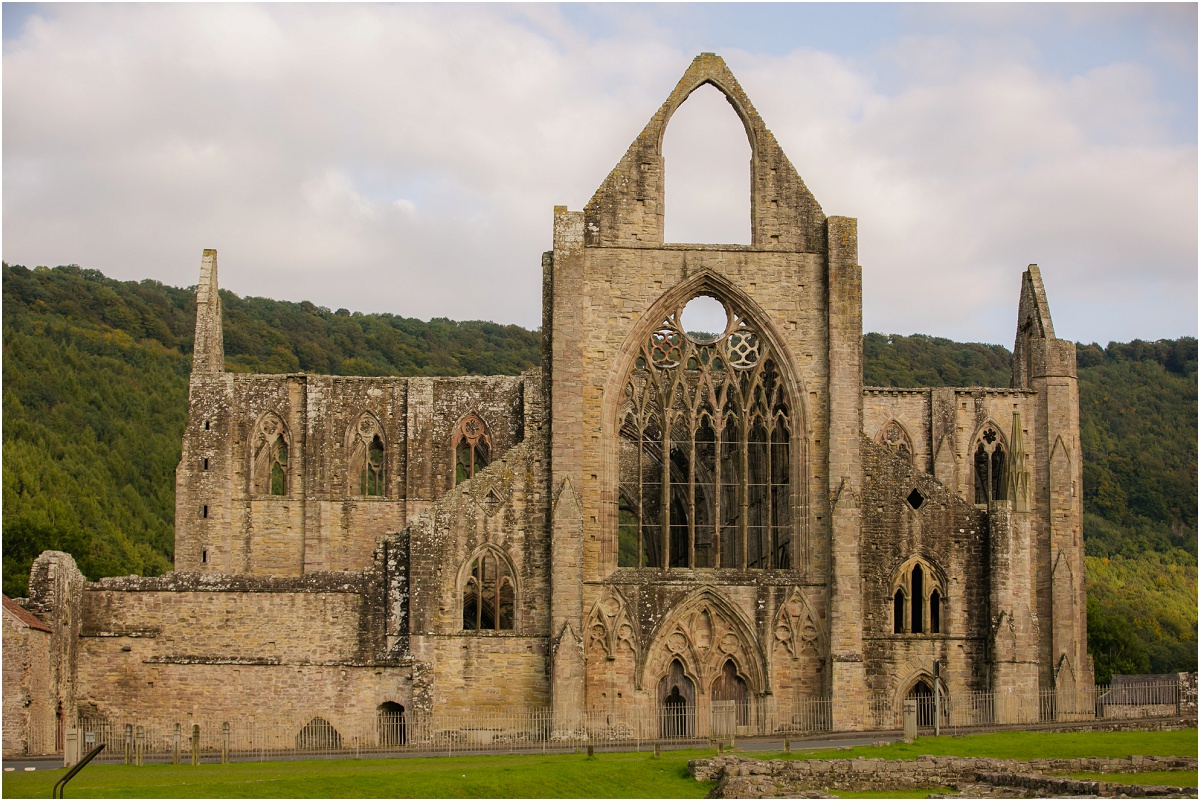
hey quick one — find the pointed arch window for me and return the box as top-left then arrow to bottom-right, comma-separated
891,559 -> 944,635
618,293 -> 795,570
973,426 -> 1007,504
877,420 -> 914,466
348,415 -> 387,497
461,548 -> 515,631
252,413 -> 291,496
454,413 -> 491,484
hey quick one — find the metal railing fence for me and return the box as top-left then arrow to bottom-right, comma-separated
7,680 -> 1187,761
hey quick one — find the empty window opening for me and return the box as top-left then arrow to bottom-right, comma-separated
201,505 -> 208,519
454,413 -> 491,484
462,549 -> 515,631
204,420 -> 210,430
906,488 -> 925,510
349,416 -> 387,497
252,413 -> 291,496
617,496 -> 640,568
663,83 -> 751,245
296,717 -> 342,751
680,295 -> 729,342
910,565 -> 924,634
201,549 -> 208,564
377,702 -> 406,747
892,558 -> 945,636
973,427 -> 1007,504
618,294 -> 794,570
203,457 -> 209,471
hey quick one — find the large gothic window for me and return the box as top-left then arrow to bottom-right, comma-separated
454,413 -> 491,484
618,294 -> 793,570
973,426 -> 1007,504
348,415 -> 386,497
461,548 -> 515,631
252,413 -> 290,496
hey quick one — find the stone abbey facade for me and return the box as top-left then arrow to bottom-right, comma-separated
5,54 -> 1093,755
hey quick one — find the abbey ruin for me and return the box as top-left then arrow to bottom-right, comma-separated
4,54 -> 1093,757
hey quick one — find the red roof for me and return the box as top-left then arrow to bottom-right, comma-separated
2,595 -> 52,633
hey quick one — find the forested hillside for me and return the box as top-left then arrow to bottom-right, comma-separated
3,265 -> 1195,679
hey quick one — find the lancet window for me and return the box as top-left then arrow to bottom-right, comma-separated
891,559 -> 944,635
454,413 -> 491,484
973,426 -> 1007,504
348,415 -> 386,497
617,294 -> 794,570
461,548 -> 515,631
252,413 -> 290,496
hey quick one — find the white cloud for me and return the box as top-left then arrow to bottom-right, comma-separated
3,4 -> 1194,345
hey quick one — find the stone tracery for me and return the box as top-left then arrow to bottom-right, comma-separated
347,414 -> 386,497
617,293 -> 794,570
251,412 -> 290,496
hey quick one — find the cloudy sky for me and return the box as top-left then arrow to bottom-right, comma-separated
3,3 -> 1195,346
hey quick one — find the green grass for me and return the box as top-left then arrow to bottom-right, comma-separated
2,750 -> 714,799
3,729 -> 1195,798
1063,769 -> 1197,787
770,728 -> 1198,762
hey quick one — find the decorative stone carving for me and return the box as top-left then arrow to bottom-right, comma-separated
773,587 -> 823,659
584,587 -> 639,662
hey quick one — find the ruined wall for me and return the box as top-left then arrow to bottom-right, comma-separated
74,570 -> 408,730
404,372 -> 552,712
177,371 -> 527,577
860,436 -> 991,706
2,606 -> 55,756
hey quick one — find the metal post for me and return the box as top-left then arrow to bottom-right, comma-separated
933,659 -> 942,737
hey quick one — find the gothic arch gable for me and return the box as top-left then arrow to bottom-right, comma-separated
641,587 -> 767,695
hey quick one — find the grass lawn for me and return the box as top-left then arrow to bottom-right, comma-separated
2,750 -> 713,799
1062,769 -> 1198,787
771,728 -> 1198,762
3,729 -> 1195,798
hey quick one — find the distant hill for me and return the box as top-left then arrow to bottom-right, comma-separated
3,264 -> 1195,679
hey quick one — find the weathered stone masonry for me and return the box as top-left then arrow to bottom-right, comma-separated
4,53 -> 1092,755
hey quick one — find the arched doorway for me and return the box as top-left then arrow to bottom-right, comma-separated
377,702 -> 406,747
907,680 -> 935,728
710,659 -> 749,736
657,659 -> 695,738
